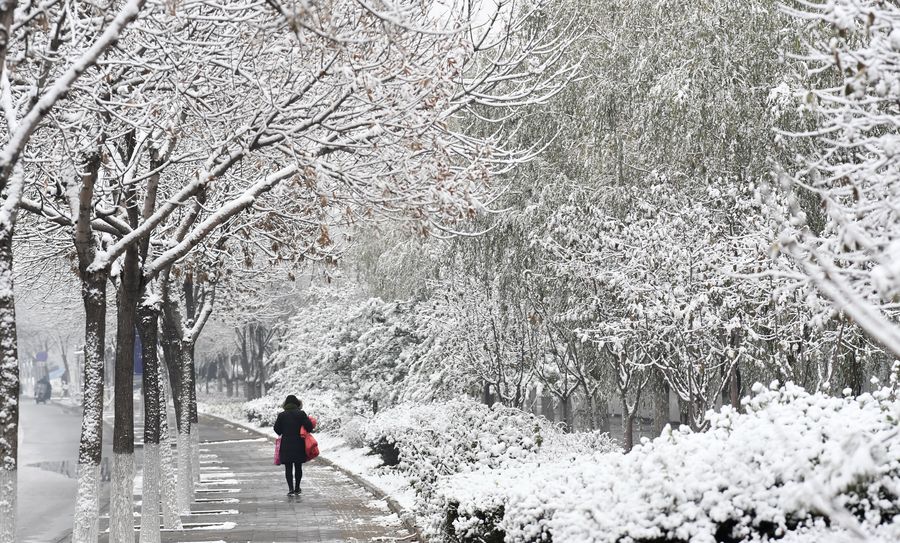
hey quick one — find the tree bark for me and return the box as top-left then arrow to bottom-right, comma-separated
597,398 -> 610,433
652,370 -> 669,436
157,361 -> 181,530
186,341 -> 200,485
176,344 -> 194,514
0,4 -> 21,536
560,395 -> 573,433
729,366 -> 741,411
159,314 -> 183,428
138,299 -> 162,542
622,397 -> 635,453
73,269 -> 109,543
58,336 -> 70,397
0,230 -> 19,543
111,244 -> 140,543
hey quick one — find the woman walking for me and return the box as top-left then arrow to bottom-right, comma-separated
274,394 -> 315,495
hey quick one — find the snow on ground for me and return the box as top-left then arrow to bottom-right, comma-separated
315,432 -> 416,511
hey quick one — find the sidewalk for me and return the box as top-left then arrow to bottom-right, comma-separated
99,414 -> 416,542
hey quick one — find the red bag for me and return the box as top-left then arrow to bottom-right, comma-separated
274,436 -> 282,465
301,416 -> 319,462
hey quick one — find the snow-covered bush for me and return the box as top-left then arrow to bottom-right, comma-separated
360,398 -> 545,533
341,416 -> 369,449
438,383 -> 900,543
358,397 -> 623,538
545,428 -> 617,456
241,396 -> 282,426
242,389 -> 345,432
364,398 -> 544,490
265,293 -> 472,413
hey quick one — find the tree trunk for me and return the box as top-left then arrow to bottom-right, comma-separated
540,392 -> 554,421
259,355 -> 266,397
138,300 -> 162,542
582,388 -> 596,431
560,395 -> 573,433
59,340 -> 71,398
73,270 -> 109,543
111,246 -> 140,543
176,343 -> 196,513
652,371 -> 669,437
623,400 -> 635,454
597,398 -> 610,433
159,312 -> 183,427
729,366 -> 741,411
186,343 -> 200,485
481,381 -> 494,406
0,231 -> 19,543
158,372 -> 181,530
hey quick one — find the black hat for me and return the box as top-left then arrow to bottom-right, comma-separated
284,395 -> 301,408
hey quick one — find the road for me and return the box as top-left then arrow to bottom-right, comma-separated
17,397 -> 114,543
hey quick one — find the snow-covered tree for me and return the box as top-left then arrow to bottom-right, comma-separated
776,0 -> 900,359
0,2 -> 146,541
4,0 -> 580,538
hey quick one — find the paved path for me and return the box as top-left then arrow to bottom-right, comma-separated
99,414 -> 415,542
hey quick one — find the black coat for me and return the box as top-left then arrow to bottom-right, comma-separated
274,408 -> 314,463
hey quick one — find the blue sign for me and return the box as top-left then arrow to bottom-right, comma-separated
133,329 -> 143,375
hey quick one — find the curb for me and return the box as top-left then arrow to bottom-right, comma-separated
317,454 -> 426,543
202,413 -> 426,542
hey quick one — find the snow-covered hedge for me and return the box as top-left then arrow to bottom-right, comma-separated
355,397 -> 620,538
437,383 -> 900,543
240,389 -> 346,432
363,399 -> 544,492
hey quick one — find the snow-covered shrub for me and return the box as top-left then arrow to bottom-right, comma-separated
341,416 -> 369,449
546,428 -> 617,456
197,395 -> 247,423
239,389 -> 345,432
293,389 -> 347,433
438,383 -> 900,543
361,398 -> 548,533
355,397 -> 627,539
241,396 -> 282,426
439,440 -> 619,542
364,398 -> 544,490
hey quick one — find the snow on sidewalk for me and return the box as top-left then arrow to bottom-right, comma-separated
99,413 -> 416,542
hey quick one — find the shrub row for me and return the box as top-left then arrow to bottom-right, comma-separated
436,383 -> 900,543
